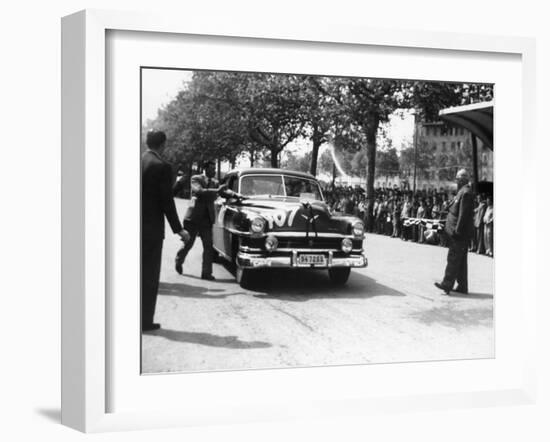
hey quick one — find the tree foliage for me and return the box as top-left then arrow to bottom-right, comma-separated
399,141 -> 434,180
241,74 -> 307,167
298,76 -> 342,175
147,71 -> 493,208
281,151 -> 312,173
376,147 -> 400,177
318,149 -> 335,176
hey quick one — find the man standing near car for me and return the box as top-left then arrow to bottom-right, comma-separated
434,169 -> 475,295
175,160 -> 229,280
142,130 -> 189,332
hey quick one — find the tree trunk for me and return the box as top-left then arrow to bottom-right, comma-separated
364,113 -> 380,232
249,150 -> 255,167
309,126 -> 322,177
310,141 -> 322,177
270,148 -> 279,168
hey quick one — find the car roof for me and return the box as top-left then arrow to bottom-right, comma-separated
227,168 -> 317,180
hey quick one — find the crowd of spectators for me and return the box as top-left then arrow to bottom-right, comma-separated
321,184 -> 493,257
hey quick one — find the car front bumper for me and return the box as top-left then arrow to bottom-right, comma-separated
236,250 -> 368,269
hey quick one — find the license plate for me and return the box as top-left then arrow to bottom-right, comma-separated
298,254 -> 326,266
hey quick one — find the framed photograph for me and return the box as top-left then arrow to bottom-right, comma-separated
61,9 -> 537,432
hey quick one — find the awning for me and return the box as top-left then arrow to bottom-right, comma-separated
439,101 -> 494,150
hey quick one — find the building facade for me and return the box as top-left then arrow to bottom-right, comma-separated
394,121 -> 493,192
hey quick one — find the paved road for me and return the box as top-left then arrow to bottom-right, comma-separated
142,198 -> 494,373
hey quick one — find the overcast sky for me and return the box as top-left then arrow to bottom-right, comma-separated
141,68 -> 414,150
141,68 -> 193,124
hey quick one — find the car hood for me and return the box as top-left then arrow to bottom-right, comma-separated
237,197 -> 358,234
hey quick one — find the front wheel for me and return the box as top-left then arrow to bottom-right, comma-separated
328,267 -> 351,285
236,266 -> 253,289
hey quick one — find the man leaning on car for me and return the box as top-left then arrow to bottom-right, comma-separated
175,160 -> 238,280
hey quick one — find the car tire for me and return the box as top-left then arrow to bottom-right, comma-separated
236,266 -> 253,289
328,267 -> 351,285
230,234 -> 240,273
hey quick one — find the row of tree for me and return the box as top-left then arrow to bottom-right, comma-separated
282,140 -> 473,184
146,71 -> 492,227
282,145 -> 400,180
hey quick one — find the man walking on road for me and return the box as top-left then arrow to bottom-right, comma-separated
141,130 -> 189,332
435,169 -> 475,295
175,160 -> 227,280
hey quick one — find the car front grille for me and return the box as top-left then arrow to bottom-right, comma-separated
277,237 -> 342,249
240,236 -> 362,251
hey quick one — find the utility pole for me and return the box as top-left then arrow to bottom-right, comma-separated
471,132 -> 479,194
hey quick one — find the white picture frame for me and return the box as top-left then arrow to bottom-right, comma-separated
61,9 -> 537,433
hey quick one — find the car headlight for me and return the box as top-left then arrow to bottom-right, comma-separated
352,221 -> 364,237
341,237 -> 353,253
250,216 -> 266,234
265,235 -> 278,252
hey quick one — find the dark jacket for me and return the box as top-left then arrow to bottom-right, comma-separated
444,183 -> 474,241
184,174 -> 220,226
141,150 -> 182,240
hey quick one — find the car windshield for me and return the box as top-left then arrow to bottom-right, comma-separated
284,176 -> 323,201
240,174 -> 323,201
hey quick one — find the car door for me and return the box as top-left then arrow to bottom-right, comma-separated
213,173 -> 236,258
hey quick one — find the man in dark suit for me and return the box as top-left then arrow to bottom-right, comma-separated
142,130 -> 188,332
175,161 -> 226,280
435,169 -> 475,295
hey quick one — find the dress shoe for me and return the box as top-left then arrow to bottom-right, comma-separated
175,257 -> 183,275
142,322 -> 161,332
201,274 -> 216,281
434,282 -> 451,294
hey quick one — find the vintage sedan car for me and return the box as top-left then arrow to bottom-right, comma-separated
213,168 -> 368,287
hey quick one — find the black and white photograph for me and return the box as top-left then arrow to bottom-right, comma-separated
5,0 -> 549,438
140,67 -> 494,374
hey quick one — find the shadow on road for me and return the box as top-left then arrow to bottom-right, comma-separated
158,281 -> 247,299
409,305 -> 493,330
181,274 -> 236,284
153,328 -> 272,349
251,269 -> 407,301
445,292 -> 493,300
